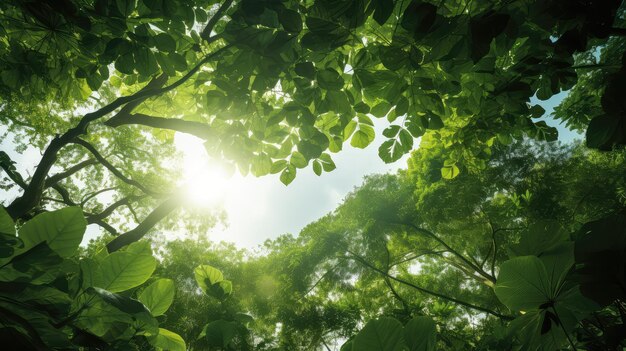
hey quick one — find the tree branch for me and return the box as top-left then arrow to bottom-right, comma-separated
397,222 -> 496,283
201,0 -> 234,40
50,184 -> 78,206
106,195 -> 183,252
346,251 -> 513,320
71,139 -> 162,197
90,218 -> 119,236
44,159 -> 96,188
87,195 -> 145,223
5,45 -> 231,219
104,113 -> 215,139
80,187 -> 118,207
0,151 -> 27,189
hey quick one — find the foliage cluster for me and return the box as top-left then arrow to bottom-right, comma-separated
2,0 -> 626,350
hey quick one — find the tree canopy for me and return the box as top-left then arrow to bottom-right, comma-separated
2,0 -> 626,350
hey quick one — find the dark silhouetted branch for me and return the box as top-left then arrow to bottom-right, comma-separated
87,195 -> 145,223
44,159 -> 96,188
80,187 -> 118,206
201,0 -> 234,40
71,139 -> 162,197
346,251 -> 513,320
398,222 -> 496,284
104,113 -> 215,139
106,195 -> 183,252
5,45 -> 230,219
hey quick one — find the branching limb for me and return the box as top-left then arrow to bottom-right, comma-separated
345,251 -> 513,320
80,187 -> 118,207
396,221 -> 496,284
5,45 -> 231,219
201,0 -> 234,40
106,194 -> 184,252
104,113 -> 215,139
71,139 -> 163,197
44,159 -> 96,188
49,184 -> 78,207
90,218 -> 119,236
0,151 -> 27,189
86,195 -> 146,223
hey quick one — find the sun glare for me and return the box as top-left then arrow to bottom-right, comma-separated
176,133 -> 230,208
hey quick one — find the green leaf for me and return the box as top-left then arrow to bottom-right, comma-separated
383,125 -> 401,138
134,47 -> 159,77
399,129 -> 413,150
149,328 -> 186,351
469,11 -> 510,63
404,316 -> 437,351
353,317 -> 405,351
319,153 -> 336,172
198,320 -> 238,348
251,153 -> 272,176
115,52 -> 135,74
372,0 -> 395,25
18,207 -> 86,258
351,125 -> 375,149
116,0 -> 135,17
0,206 -> 15,235
379,139 -> 404,163
343,120 -> 358,140
371,102 -> 391,118
510,220 -> 569,256
168,52 -> 188,71
586,114 -> 619,150
79,258 -> 102,290
379,45 -> 407,71
194,265 -> 224,293
138,278 -> 175,316
312,160 -> 322,175
0,242 -> 63,284
100,248 -> 157,292
295,62 -> 316,79
441,164 -> 459,179
88,287 -> 148,314
427,115 -> 444,130
279,9 -> 303,33
290,151 -> 308,168
154,33 -> 177,53
280,164 -> 297,185
494,243 -> 574,311
317,68 -> 344,91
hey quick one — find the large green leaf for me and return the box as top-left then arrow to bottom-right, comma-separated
138,278 -> 175,316
404,316 -> 436,351
574,214 -> 626,306
99,245 -> 156,292
317,68 -> 344,91
494,243 -> 574,311
0,242 -> 63,284
149,328 -> 186,351
194,265 -> 224,292
198,320 -> 238,348
18,207 -> 86,258
352,317 -> 405,351
0,206 -> 14,235
0,207 -> 20,259
510,220 -> 569,257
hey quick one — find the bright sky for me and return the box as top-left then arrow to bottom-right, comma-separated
0,92 -> 579,249
175,119 -> 410,249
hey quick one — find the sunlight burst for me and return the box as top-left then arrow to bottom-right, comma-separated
176,133 -> 230,208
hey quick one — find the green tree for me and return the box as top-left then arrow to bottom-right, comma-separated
3,1 -> 626,350
250,140 -> 626,350
2,0 -> 626,253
